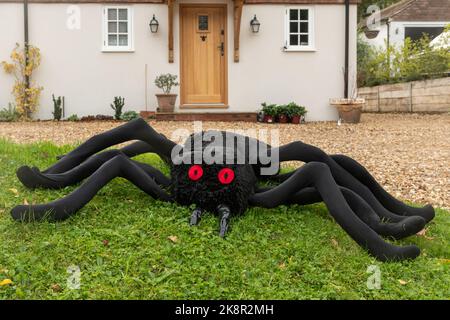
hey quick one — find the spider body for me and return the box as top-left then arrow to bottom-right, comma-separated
171,131 -> 258,216
11,119 -> 435,261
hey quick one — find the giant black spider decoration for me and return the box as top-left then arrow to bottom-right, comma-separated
11,118 -> 435,261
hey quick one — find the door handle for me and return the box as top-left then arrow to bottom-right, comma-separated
217,42 -> 224,56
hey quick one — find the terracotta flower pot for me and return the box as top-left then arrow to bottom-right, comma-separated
330,98 -> 365,124
278,114 -> 289,123
264,115 -> 274,123
291,115 -> 301,124
156,94 -> 178,112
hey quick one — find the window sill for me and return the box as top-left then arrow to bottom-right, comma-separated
283,47 -> 316,52
102,47 -> 135,53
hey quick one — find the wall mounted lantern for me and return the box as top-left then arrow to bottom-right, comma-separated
250,15 -> 260,33
149,14 -> 159,33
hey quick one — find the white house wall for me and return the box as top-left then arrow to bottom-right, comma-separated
0,2 -> 357,121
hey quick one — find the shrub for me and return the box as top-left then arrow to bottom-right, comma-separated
358,26 -> 450,87
155,74 -> 179,94
67,114 -> 79,121
52,94 -> 64,121
261,102 -> 278,117
285,102 -> 307,117
121,111 -> 139,121
110,96 -> 125,120
1,43 -> 43,119
0,103 -> 20,122
276,104 -> 289,118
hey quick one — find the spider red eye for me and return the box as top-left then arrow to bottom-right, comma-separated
217,168 -> 235,185
188,165 -> 203,181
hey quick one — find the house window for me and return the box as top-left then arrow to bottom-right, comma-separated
404,26 -> 445,42
285,7 -> 315,51
103,6 -> 133,52
197,14 -> 210,32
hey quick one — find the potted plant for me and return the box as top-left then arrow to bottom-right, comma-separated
261,102 -> 277,123
286,102 -> 307,124
277,104 -> 289,123
155,73 -> 179,112
330,72 -> 365,124
330,97 -> 365,124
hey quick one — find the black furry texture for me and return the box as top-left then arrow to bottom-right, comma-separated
171,132 -> 257,215
171,162 -> 256,215
171,131 -> 257,215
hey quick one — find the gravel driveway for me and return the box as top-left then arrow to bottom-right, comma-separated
0,113 -> 448,209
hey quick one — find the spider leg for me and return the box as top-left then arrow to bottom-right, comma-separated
330,154 -> 434,223
11,154 -> 172,222
217,204 -> 231,238
274,141 -> 417,223
286,186 -> 425,240
249,162 -> 420,261
17,149 -> 171,189
40,118 -> 176,174
190,208 -> 203,226
45,140 -> 156,174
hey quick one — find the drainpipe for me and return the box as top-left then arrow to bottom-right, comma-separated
386,18 -> 391,80
344,0 -> 349,98
24,0 -> 30,92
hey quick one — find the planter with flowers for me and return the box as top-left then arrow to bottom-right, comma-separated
277,105 -> 290,123
155,73 -> 179,112
286,102 -> 307,124
261,102 -> 277,123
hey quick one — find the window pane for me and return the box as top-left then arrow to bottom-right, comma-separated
198,15 -> 209,31
119,22 -> 128,33
108,34 -> 117,46
108,9 -> 117,20
300,22 -> 308,33
300,9 -> 308,20
290,22 -> 298,33
118,9 -> 128,20
289,9 -> 298,20
118,35 -> 128,46
108,22 -> 117,33
290,34 -> 298,46
404,26 -> 444,42
300,35 -> 309,45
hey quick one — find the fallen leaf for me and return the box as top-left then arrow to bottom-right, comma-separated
51,284 -> 62,292
416,228 -> 434,240
331,239 -> 339,247
439,259 -> 450,264
398,280 -> 408,285
168,235 -> 178,243
23,198 -> 29,205
9,188 -> 18,196
278,262 -> 286,270
0,279 -> 13,286
102,240 -> 109,246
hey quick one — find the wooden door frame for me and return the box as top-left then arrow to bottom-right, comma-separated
179,3 -> 228,109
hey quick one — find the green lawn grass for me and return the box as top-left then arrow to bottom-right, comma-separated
0,139 -> 448,299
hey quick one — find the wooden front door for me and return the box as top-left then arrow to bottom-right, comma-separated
180,4 -> 228,107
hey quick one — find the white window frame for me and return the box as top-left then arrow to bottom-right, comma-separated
401,21 -> 448,40
102,6 -> 134,52
284,6 -> 315,52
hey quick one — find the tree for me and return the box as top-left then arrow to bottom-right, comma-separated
358,0 -> 402,22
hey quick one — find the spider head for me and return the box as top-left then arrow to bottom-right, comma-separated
171,152 -> 257,215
